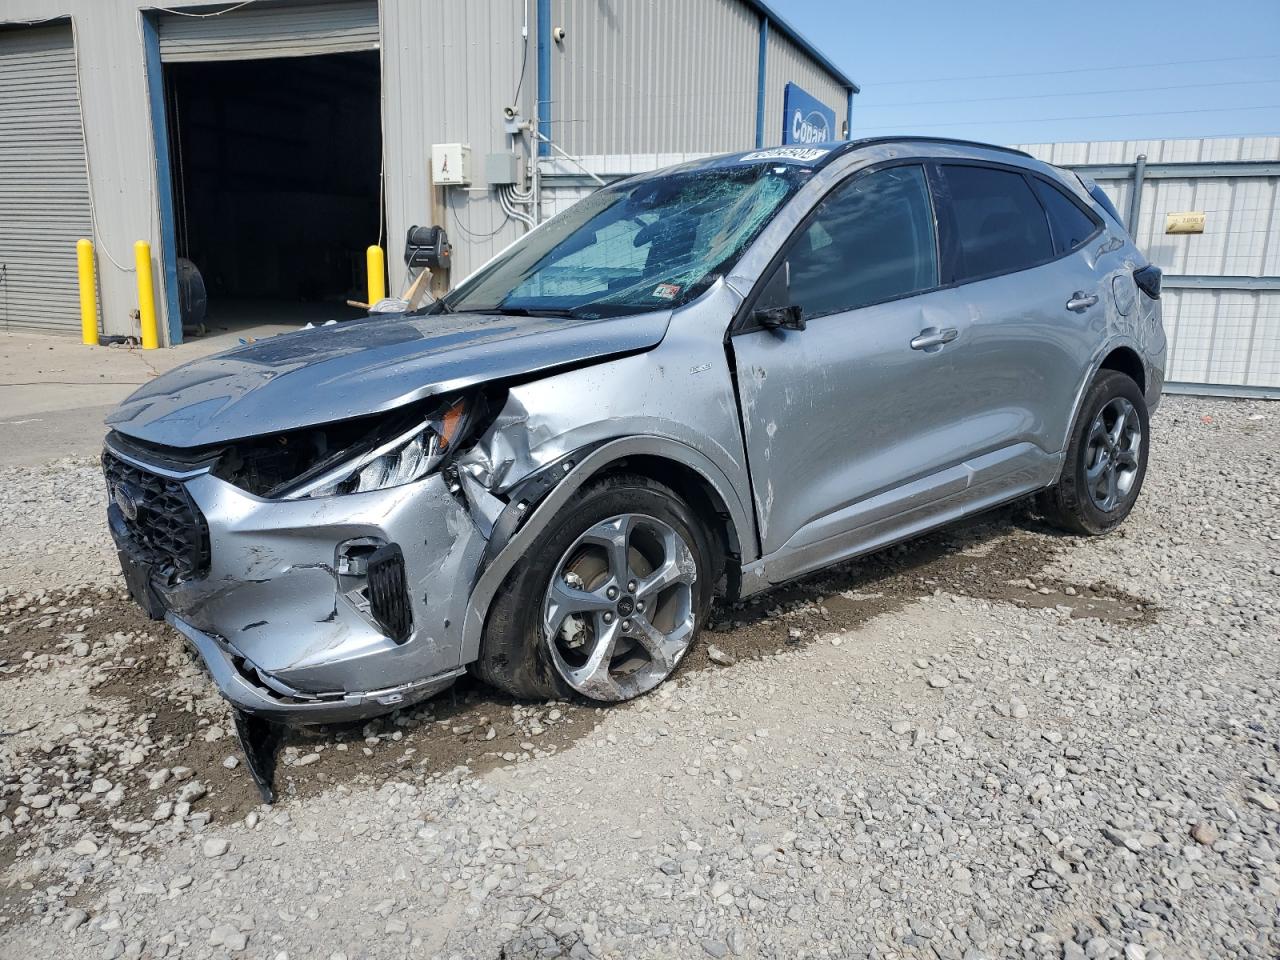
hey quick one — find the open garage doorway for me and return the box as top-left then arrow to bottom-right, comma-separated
162,51 -> 382,337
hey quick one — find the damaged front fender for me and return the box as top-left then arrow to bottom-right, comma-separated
457,434 -> 752,666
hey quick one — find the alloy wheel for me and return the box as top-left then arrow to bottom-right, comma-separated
543,513 -> 697,701
1085,397 -> 1142,512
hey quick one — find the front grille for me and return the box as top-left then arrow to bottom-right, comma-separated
103,449 -> 211,584
367,543 -> 412,644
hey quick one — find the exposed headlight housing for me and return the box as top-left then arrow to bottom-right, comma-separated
278,397 -> 469,500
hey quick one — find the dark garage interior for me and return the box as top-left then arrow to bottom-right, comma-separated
163,51 -> 382,332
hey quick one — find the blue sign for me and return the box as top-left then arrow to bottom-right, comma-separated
782,82 -> 837,145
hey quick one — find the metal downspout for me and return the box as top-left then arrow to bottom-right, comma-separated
536,0 -> 551,158
141,13 -> 182,345
1127,153 -> 1147,235
755,16 -> 768,148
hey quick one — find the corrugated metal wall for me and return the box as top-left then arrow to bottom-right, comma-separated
380,0 -> 530,289
157,0 -> 377,62
0,0 -> 170,341
0,22 -> 93,333
0,0 -> 852,338
1017,137 -> 1280,394
763,27 -> 847,147
548,0 -> 759,157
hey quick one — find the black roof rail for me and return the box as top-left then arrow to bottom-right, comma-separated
819,136 -> 1035,168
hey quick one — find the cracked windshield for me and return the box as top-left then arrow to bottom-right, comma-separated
441,163 -> 808,318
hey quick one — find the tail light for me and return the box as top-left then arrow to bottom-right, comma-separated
1134,265 -> 1162,300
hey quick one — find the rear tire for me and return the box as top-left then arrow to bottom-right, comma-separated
475,473 -> 715,702
1037,369 -> 1149,536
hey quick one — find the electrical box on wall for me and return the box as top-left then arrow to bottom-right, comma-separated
485,152 -> 520,185
431,143 -> 471,186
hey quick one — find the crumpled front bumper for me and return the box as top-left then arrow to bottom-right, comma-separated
105,441 -> 487,723
166,612 -> 465,723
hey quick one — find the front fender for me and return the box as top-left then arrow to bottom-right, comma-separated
457,435 -> 753,666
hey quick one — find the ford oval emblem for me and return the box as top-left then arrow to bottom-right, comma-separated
113,483 -> 139,522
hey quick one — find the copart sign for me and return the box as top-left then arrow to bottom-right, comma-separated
782,82 -> 837,145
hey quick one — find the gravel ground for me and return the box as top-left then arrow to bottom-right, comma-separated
0,395 -> 1277,960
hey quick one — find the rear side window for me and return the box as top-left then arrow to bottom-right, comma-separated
940,164 -> 1053,280
784,164 -> 938,318
1031,177 -> 1101,254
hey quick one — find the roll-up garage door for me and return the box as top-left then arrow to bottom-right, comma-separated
158,0 -> 379,63
0,24 -> 93,334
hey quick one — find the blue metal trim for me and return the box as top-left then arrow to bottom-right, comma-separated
754,16 -> 768,148
141,13 -> 181,345
536,0 -> 551,157
739,0 -> 858,93
846,88 -> 854,139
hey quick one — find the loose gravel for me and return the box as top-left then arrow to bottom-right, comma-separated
0,396 -> 1277,960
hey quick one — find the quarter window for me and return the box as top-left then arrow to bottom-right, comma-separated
940,164 -> 1054,280
1031,177 -> 1101,254
784,165 -> 938,318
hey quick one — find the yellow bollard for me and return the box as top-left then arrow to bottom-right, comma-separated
366,244 -> 386,306
76,238 -> 98,345
134,240 -> 159,350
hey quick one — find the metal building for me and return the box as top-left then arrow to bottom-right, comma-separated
0,0 -> 857,344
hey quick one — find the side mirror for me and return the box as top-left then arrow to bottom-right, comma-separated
751,260 -> 804,331
754,305 -> 806,331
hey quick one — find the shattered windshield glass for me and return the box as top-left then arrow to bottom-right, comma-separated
440,162 -> 808,319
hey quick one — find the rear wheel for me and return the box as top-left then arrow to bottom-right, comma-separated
476,474 -> 713,702
1038,369 -> 1149,535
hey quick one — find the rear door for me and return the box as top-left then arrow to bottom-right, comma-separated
931,162 -> 1106,462
731,162 -> 978,569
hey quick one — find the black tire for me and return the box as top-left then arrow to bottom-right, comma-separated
475,473 -> 716,702
1037,369 -> 1150,536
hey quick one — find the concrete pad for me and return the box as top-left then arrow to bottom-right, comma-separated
0,326 -> 292,466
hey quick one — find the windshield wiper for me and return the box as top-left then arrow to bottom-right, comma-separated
460,305 -> 583,319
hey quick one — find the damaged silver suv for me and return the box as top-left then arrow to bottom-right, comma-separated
104,138 -> 1166,730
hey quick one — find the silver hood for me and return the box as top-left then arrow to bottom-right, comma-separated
106,308 -> 672,448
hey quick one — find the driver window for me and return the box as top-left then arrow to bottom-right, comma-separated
785,164 -> 938,318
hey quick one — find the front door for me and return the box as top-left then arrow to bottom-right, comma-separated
731,163 -> 977,574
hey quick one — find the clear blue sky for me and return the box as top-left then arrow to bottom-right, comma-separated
775,0 -> 1280,145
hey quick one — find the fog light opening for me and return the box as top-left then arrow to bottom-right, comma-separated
337,538 -> 413,644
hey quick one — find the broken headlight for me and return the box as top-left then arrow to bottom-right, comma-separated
278,397 -> 470,500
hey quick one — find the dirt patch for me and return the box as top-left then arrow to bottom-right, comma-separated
85,614 -> 600,812
687,506 -> 1153,670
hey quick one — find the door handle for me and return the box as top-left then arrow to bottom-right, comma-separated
910,326 -> 959,351
1066,291 -> 1099,312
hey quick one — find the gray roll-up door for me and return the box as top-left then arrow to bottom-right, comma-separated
0,24 -> 94,334
158,0 -> 379,63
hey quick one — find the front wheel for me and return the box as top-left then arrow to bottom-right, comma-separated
476,474 -> 714,702
1037,369 -> 1150,536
